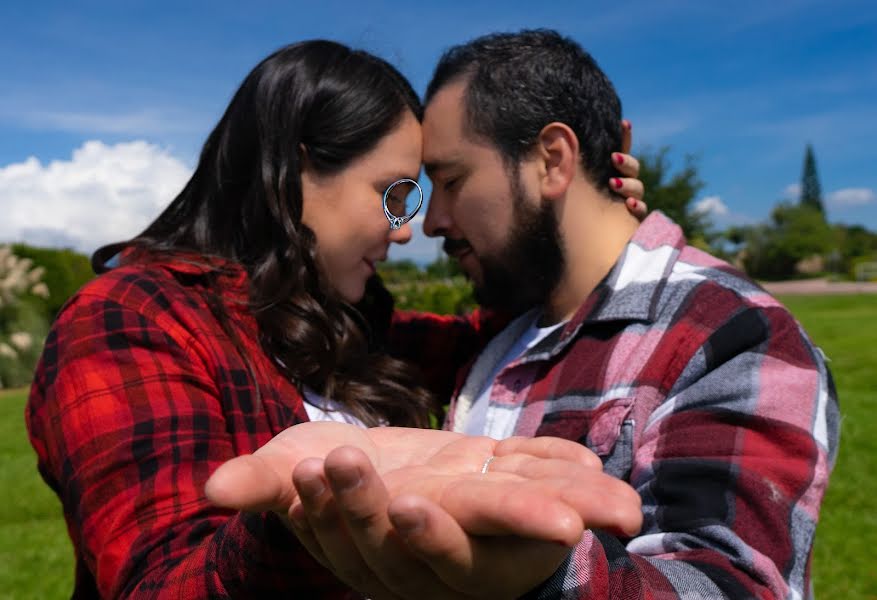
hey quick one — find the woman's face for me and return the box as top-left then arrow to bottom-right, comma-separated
301,112 -> 422,304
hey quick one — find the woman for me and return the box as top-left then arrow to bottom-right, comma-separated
26,40 -> 644,598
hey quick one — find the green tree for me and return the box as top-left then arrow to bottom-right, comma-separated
742,203 -> 832,279
637,148 -> 709,242
425,257 -> 463,279
377,260 -> 423,285
800,144 -> 825,214
830,223 -> 877,277
390,279 -> 475,315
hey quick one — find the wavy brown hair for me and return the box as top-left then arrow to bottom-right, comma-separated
93,41 -> 437,427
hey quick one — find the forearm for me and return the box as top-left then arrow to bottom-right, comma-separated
116,511 -> 348,599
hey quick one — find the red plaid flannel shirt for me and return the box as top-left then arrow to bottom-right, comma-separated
25,255 -> 494,599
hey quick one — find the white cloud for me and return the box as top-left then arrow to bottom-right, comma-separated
693,195 -> 729,217
783,183 -> 801,199
0,146 -> 444,265
828,188 -> 876,207
0,140 -> 191,254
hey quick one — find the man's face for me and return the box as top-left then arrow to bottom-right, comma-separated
422,81 -> 564,313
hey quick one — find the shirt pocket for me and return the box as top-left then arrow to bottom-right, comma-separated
537,397 -> 635,479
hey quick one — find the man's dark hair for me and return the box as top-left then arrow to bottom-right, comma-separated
426,29 -> 622,195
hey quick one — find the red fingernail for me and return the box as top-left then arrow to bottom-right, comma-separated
614,154 -> 624,165
613,178 -> 622,189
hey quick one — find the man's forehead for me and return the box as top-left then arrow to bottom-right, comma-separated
422,82 -> 468,158
424,80 -> 467,116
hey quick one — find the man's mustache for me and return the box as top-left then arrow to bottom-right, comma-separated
442,238 -> 472,256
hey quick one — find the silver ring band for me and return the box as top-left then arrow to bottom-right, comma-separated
480,455 -> 495,474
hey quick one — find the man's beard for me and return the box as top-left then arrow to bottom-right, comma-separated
473,179 -> 565,315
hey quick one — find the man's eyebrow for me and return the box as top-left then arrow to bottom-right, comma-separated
423,159 -> 460,178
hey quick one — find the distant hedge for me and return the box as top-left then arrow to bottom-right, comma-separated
11,244 -> 94,322
379,261 -> 475,315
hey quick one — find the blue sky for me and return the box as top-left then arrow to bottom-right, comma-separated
1,0 -> 875,263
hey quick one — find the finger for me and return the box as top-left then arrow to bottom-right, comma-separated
626,197 -> 648,220
474,471 -> 642,537
389,495 -> 572,599
294,458 -> 408,599
434,470 -> 642,540
493,436 -> 602,469
205,454 -> 296,513
435,479 -> 585,545
288,458 -> 337,569
547,475 -> 643,536
611,152 -> 640,178
324,446 -> 464,600
621,119 -> 632,154
611,176 -> 644,201
287,503 -> 331,569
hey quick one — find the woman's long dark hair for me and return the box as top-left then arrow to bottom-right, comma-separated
93,41 -> 437,427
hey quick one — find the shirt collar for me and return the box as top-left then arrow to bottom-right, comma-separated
120,248 -> 251,302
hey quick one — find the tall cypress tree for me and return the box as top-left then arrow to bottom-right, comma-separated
800,144 -> 824,214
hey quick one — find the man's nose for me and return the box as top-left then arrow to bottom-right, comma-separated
422,194 -> 450,238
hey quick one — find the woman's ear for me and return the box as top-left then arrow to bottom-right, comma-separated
536,122 -> 579,201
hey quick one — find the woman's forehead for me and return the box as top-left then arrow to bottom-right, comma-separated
360,114 -> 422,178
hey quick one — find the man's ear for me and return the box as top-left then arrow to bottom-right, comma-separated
536,122 -> 579,201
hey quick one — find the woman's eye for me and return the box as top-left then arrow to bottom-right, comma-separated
444,177 -> 459,192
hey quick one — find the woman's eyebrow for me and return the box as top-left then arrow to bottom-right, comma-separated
379,175 -> 419,188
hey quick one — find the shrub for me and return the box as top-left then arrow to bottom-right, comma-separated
0,246 -> 51,388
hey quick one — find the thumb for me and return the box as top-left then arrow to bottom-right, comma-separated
204,453 -> 298,513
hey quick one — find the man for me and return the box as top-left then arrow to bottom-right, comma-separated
211,30 -> 838,599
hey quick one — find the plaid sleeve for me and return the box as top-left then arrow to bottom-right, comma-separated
388,308 -> 510,402
26,293 -> 349,599
527,305 -> 839,599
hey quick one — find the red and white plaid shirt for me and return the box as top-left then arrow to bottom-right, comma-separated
392,211 -> 839,599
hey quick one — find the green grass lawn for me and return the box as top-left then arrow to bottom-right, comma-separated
0,294 -> 874,598
0,388 -> 73,600
778,295 -> 877,599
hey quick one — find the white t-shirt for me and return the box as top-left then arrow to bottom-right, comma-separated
302,387 -> 370,427
463,313 -> 565,435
